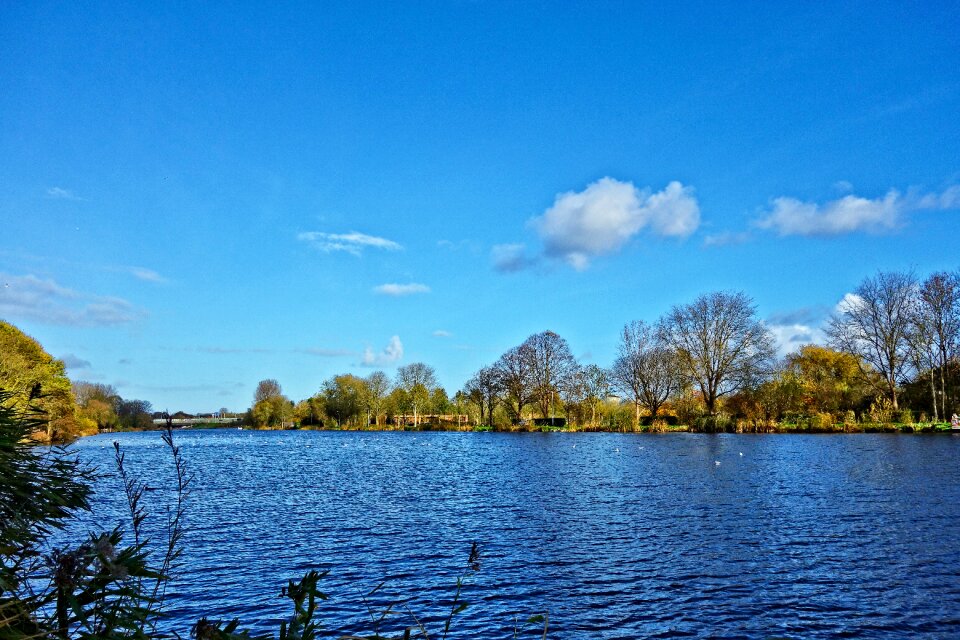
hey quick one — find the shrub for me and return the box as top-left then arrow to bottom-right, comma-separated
868,397 -> 893,424
810,412 -> 836,430
897,408 -> 914,425
693,413 -> 732,432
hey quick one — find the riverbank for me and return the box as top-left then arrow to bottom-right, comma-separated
90,421 -> 960,437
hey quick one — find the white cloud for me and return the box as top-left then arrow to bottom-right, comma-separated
432,330 -> 452,337
373,283 -> 431,296
530,178 -> 700,270
361,335 -> 403,367
491,243 -> 535,273
46,186 -> 84,201
756,185 -> 960,236
128,267 -> 167,283
835,292 -> 865,314
767,322 -> 826,357
703,231 -> 752,247
297,231 -> 402,255
60,353 -> 91,369
0,273 -> 145,326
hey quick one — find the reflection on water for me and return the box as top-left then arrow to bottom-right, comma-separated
71,430 -> 960,638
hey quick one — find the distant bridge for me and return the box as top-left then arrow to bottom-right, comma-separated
151,417 -> 242,426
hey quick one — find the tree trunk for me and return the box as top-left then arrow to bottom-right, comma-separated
930,368 -> 939,422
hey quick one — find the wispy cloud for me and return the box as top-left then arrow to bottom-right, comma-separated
373,283 -> 430,296
703,231 -> 752,247
361,335 -> 403,367
0,273 -> 145,326
60,353 -> 91,369
46,186 -> 85,201
295,347 -> 354,357
521,178 -> 700,271
127,267 -> 168,283
432,330 -> 452,338
756,186 -> 960,236
297,231 -> 402,256
491,243 -> 537,273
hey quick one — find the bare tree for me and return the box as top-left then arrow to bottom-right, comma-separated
523,331 -> 578,420
464,366 -> 501,427
253,379 -> 283,404
609,320 -> 680,429
580,364 -> 609,429
911,272 -> 960,420
659,291 -> 775,417
493,344 -> 536,423
366,370 -> 391,426
828,271 -> 917,410
395,362 -> 437,427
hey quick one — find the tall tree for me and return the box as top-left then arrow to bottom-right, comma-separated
523,331 -> 578,420
116,399 -> 154,430
465,366 -> 501,427
784,344 -> 872,415
911,271 -> 960,420
253,379 -> 283,404
323,374 -> 368,427
395,362 -> 437,427
493,344 -> 535,422
609,320 -> 680,429
0,320 -> 81,441
581,364 -> 609,429
366,371 -> 391,427
828,271 -> 917,410
659,291 -> 775,417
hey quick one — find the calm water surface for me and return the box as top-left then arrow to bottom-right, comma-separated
71,430 -> 960,639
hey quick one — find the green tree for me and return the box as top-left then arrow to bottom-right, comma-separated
0,320 -> 84,441
396,363 -> 437,427
323,374 -> 368,427
785,344 -> 873,415
366,371 -> 390,427
464,366 -> 501,427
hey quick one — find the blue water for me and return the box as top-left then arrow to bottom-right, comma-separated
70,429 -> 960,638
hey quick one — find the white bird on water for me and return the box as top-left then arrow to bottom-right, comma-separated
715,460 -> 721,465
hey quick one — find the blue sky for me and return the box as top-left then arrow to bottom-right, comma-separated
2,2 -> 959,412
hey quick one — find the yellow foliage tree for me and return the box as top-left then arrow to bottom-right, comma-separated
0,320 -> 89,441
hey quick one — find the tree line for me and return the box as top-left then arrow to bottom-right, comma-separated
247,269 -> 960,433
3,267 -> 960,441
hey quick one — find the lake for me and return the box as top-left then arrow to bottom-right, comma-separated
70,429 -> 960,639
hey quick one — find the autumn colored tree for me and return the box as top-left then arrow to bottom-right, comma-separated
0,320 -> 84,441
785,345 -> 873,415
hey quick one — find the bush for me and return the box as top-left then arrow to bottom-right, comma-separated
810,412 -> 836,430
693,414 -> 732,432
639,414 -> 679,426
897,408 -> 914,425
868,397 -> 893,424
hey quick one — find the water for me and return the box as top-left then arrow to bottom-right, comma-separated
69,429 -> 960,638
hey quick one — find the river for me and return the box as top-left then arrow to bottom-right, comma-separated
70,429 -> 960,639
